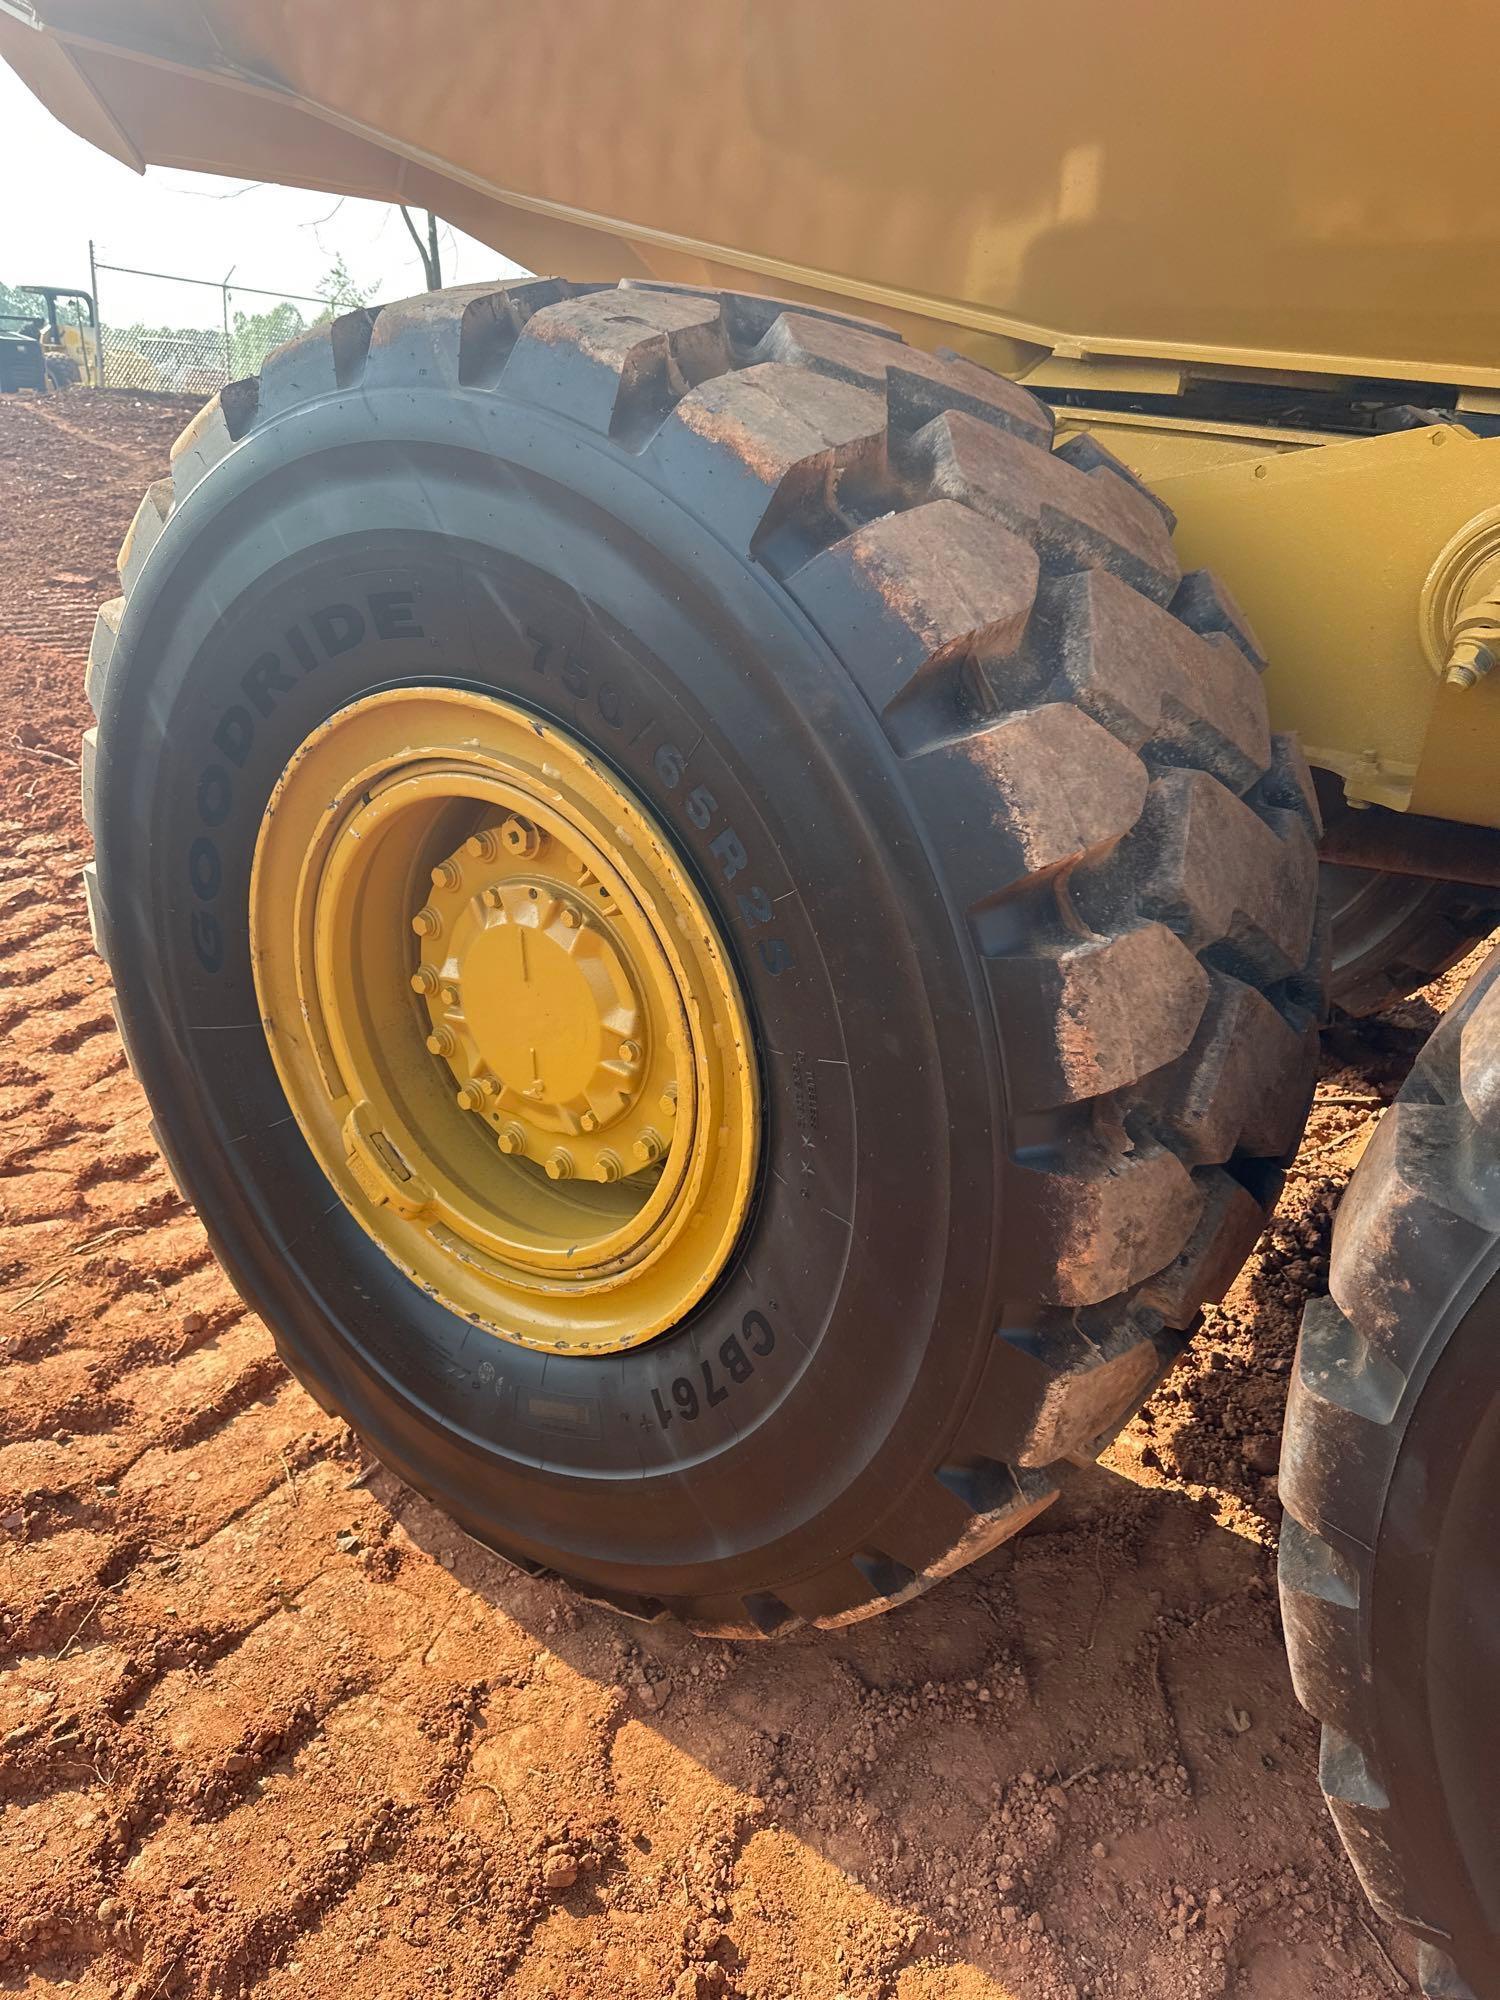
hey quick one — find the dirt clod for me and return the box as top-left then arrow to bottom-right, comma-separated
541,1848 -> 579,1891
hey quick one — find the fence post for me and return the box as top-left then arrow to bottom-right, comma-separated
88,237 -> 106,388
221,265 -> 235,386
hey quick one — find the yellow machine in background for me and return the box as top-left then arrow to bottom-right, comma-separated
31,283 -> 101,386
0,282 -> 99,389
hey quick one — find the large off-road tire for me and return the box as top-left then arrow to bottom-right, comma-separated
1322,858 -> 1500,1017
82,279 -> 1322,1634
1281,946 -> 1500,1998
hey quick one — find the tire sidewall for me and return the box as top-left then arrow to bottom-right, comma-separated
1373,1242 -> 1500,1976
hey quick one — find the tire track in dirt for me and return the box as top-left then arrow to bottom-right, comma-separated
0,386 -> 1463,2000
0,391 -> 195,653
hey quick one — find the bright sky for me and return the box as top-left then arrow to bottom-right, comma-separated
0,60 -> 529,331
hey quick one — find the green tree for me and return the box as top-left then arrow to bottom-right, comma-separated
0,280 -> 45,323
228,299 -> 306,376
313,255 -> 370,318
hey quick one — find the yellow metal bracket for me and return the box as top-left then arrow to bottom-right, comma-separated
1134,424 -> 1500,829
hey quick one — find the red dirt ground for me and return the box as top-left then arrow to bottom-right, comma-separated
1,386 -> 1481,2000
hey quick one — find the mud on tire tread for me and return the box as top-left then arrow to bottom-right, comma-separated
85,279 -> 1322,1634
1281,949 -> 1500,1999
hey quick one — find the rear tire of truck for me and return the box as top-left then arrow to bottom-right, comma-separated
82,280 -> 1323,1633
1322,859 -> 1500,1017
1317,777 -> 1500,1016
1281,946 -> 1500,1999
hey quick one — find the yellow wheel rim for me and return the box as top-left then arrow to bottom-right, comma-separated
249,688 -> 759,1354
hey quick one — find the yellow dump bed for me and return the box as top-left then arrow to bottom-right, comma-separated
3,0 -> 1497,392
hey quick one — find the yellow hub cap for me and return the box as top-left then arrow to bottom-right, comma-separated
249,688 -> 759,1354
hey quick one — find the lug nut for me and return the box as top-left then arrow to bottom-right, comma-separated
579,1109 -> 600,1132
426,1026 -> 456,1057
500,814 -> 542,858
594,1150 -> 623,1183
411,906 -> 442,938
482,885 -> 504,909
559,905 -> 581,930
618,1040 -> 642,1064
456,1083 -> 487,1112
544,1149 -> 574,1181
410,964 -> 440,996
633,1128 -> 664,1166
430,859 -> 462,891
497,1123 -> 527,1155
465,829 -> 502,863
440,984 -> 459,1007
659,1083 -> 678,1119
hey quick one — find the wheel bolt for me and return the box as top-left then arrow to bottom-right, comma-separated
426,1026 -> 456,1057
456,1083 -> 486,1112
465,829 -> 501,862
545,1149 -> 574,1181
410,964 -> 440,995
430,859 -> 462,891
500,815 -> 542,858
594,1150 -> 623,1183
633,1128 -> 664,1166
659,1083 -> 678,1119
497,1123 -> 526,1155
481,886 -> 504,910
412,906 -> 442,938
559,905 -> 581,930
618,1040 -> 641,1064
579,1109 -> 599,1132
440,984 -> 459,1007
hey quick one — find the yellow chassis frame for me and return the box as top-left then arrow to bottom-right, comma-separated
1062,414 -> 1500,833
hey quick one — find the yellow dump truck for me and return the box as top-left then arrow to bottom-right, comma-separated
4,6 -> 1497,1990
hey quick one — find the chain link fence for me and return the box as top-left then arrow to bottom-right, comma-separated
93,258 -> 342,395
